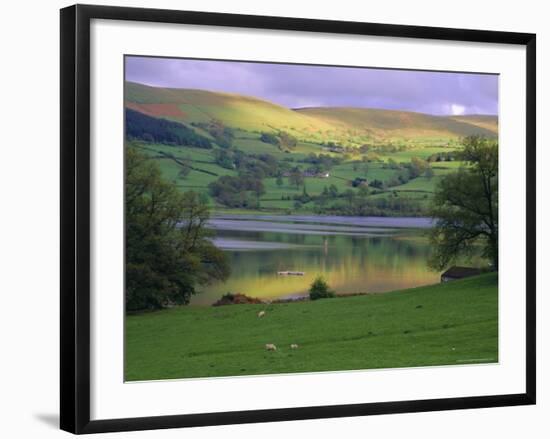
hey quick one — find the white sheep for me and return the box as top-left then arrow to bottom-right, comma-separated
265,343 -> 277,351
290,344 -> 299,349
257,311 -> 266,318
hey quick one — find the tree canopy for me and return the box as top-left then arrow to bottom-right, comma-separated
428,136 -> 498,270
126,147 -> 230,310
125,108 -> 212,149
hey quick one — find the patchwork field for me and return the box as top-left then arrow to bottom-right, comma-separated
125,81 -> 498,215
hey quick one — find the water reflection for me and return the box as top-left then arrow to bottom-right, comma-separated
190,215 -> 440,305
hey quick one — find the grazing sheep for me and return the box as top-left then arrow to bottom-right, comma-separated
290,344 -> 299,349
265,343 -> 277,351
257,311 -> 266,318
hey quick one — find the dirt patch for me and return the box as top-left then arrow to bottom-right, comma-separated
212,293 -> 264,306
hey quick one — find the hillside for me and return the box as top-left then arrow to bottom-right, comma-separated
124,81 -> 498,216
125,81 -> 498,146
296,107 -> 498,140
449,115 -> 499,133
125,81 -> 335,135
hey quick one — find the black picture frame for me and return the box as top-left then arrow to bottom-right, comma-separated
60,4 -> 536,434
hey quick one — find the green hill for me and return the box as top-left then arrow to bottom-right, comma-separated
125,81 -> 335,134
125,82 -> 498,146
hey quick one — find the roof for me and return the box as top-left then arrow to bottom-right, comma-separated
441,266 -> 482,279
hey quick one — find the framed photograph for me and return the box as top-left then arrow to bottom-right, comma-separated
60,4 -> 536,434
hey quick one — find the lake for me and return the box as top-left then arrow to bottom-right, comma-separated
191,215 -> 439,305
190,214 -> 440,305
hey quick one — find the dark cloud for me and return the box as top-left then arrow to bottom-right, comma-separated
125,56 -> 498,116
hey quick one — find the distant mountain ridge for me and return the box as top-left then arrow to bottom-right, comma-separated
125,81 -> 498,145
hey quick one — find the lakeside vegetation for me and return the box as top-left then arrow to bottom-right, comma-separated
125,273 -> 498,381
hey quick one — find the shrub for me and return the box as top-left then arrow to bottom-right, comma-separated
309,276 -> 335,300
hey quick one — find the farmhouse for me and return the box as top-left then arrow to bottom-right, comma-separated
302,169 -> 330,178
440,266 -> 482,283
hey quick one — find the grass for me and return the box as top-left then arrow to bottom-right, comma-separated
125,273 -> 498,381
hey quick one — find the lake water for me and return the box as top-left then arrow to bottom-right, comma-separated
190,214 -> 440,305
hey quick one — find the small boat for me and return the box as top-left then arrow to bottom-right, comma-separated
277,271 -> 305,276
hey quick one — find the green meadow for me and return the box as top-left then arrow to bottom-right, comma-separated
125,273 -> 498,381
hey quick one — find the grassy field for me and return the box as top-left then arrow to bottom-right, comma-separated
125,273 -> 498,381
133,139 -> 459,212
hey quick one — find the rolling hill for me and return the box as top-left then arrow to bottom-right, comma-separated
296,107 -> 497,140
125,81 -> 498,146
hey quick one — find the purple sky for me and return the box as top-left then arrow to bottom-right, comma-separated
125,56 -> 498,116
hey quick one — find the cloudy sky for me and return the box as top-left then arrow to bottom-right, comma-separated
125,56 -> 498,116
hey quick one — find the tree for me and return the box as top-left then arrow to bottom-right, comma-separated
178,155 -> 192,179
278,131 -> 297,150
288,167 -> 304,189
208,175 -> 264,208
260,132 -> 280,146
409,157 -> 429,178
309,276 -> 335,300
358,185 -> 369,198
276,175 -> 284,187
126,147 -> 230,310
428,136 -> 498,270
344,189 -> 355,208
425,166 -> 435,180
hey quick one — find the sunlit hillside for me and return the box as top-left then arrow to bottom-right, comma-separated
125,81 -> 497,146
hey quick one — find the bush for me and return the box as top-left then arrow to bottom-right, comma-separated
309,276 -> 335,300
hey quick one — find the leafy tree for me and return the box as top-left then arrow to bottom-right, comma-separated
197,119 -> 234,148
208,175 -> 265,208
344,189 -> 355,208
429,136 -> 498,270
386,158 -> 401,170
276,175 -> 284,187
213,149 -> 234,169
289,167 -> 304,189
425,166 -> 435,180
260,132 -> 280,146
278,131 -> 297,150
309,276 -> 335,300
358,185 -> 369,198
409,157 -> 429,178
177,155 -> 192,179
125,147 -> 229,310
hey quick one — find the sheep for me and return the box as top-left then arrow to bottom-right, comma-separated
257,311 -> 266,318
290,344 -> 299,349
265,343 -> 277,351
